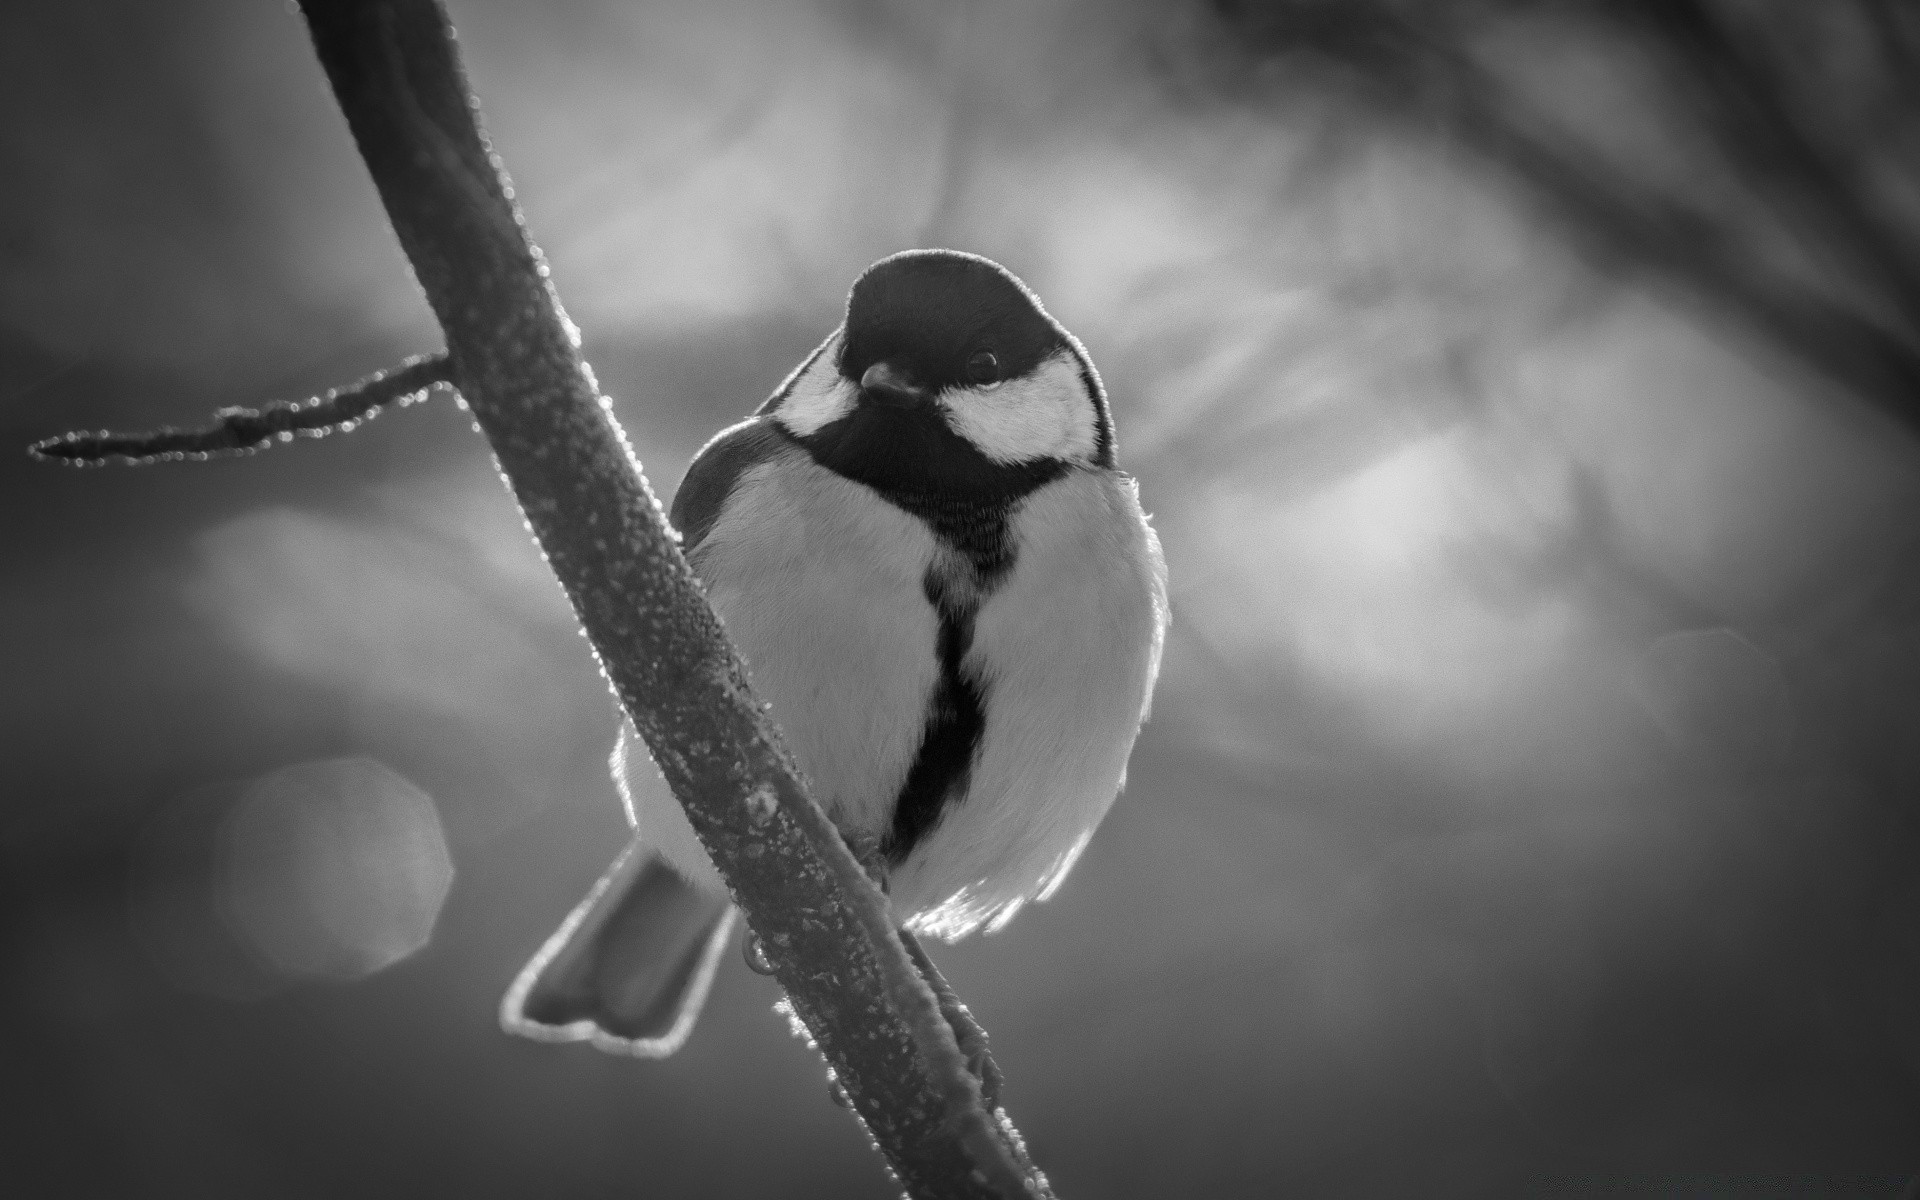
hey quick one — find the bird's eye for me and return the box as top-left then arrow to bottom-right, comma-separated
966,350 -> 1000,385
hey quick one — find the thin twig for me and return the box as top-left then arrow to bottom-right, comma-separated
29,352 -> 452,466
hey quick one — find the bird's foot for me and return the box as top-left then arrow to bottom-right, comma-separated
947,1003 -> 1004,1111
898,927 -> 1004,1111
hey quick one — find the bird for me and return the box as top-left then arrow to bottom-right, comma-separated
500,248 -> 1167,1058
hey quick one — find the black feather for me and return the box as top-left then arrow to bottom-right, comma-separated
884,567 -> 988,867
839,252 -> 1065,397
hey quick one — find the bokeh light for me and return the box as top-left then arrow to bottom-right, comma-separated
220,758 -> 454,982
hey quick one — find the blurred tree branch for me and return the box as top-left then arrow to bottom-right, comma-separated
32,0 -> 1051,1195
1205,0 -> 1920,433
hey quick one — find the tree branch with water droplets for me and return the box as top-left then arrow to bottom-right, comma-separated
31,1 -> 1052,1196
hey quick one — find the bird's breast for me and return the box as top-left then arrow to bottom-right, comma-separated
687,447 -> 943,850
889,468 -> 1167,937
675,449 -> 1165,941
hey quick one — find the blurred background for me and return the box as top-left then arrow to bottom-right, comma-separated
4,1 -> 1919,1195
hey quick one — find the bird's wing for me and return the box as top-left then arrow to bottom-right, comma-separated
668,418 -> 792,552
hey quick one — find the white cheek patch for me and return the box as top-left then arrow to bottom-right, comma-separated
937,352 -> 1097,466
771,334 -> 856,438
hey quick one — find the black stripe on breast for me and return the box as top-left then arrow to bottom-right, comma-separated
880,495 -> 1032,869
881,486 -> 1043,582
882,571 -> 987,868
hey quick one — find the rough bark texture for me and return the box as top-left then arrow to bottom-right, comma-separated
297,2 -> 1049,1195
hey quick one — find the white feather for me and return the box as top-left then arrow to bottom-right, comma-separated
619,441 -> 941,894
936,352 -> 1099,466
769,332 -> 855,438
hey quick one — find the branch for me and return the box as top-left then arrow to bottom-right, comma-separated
25,13 -> 1045,1185
291,2 -> 1046,1196
28,353 -> 452,465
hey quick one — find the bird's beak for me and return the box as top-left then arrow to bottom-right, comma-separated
859,361 -> 927,409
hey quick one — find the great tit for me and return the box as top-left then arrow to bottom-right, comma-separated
501,249 -> 1167,1056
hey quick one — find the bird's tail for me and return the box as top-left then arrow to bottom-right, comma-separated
500,836 -> 736,1057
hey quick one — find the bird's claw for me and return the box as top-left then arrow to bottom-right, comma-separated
952,1014 -> 1004,1110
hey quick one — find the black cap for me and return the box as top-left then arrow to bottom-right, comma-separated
839,250 -> 1065,393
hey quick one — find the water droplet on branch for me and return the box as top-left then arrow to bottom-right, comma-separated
742,930 -> 777,976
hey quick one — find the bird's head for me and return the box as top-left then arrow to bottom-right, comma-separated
768,250 -> 1112,500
